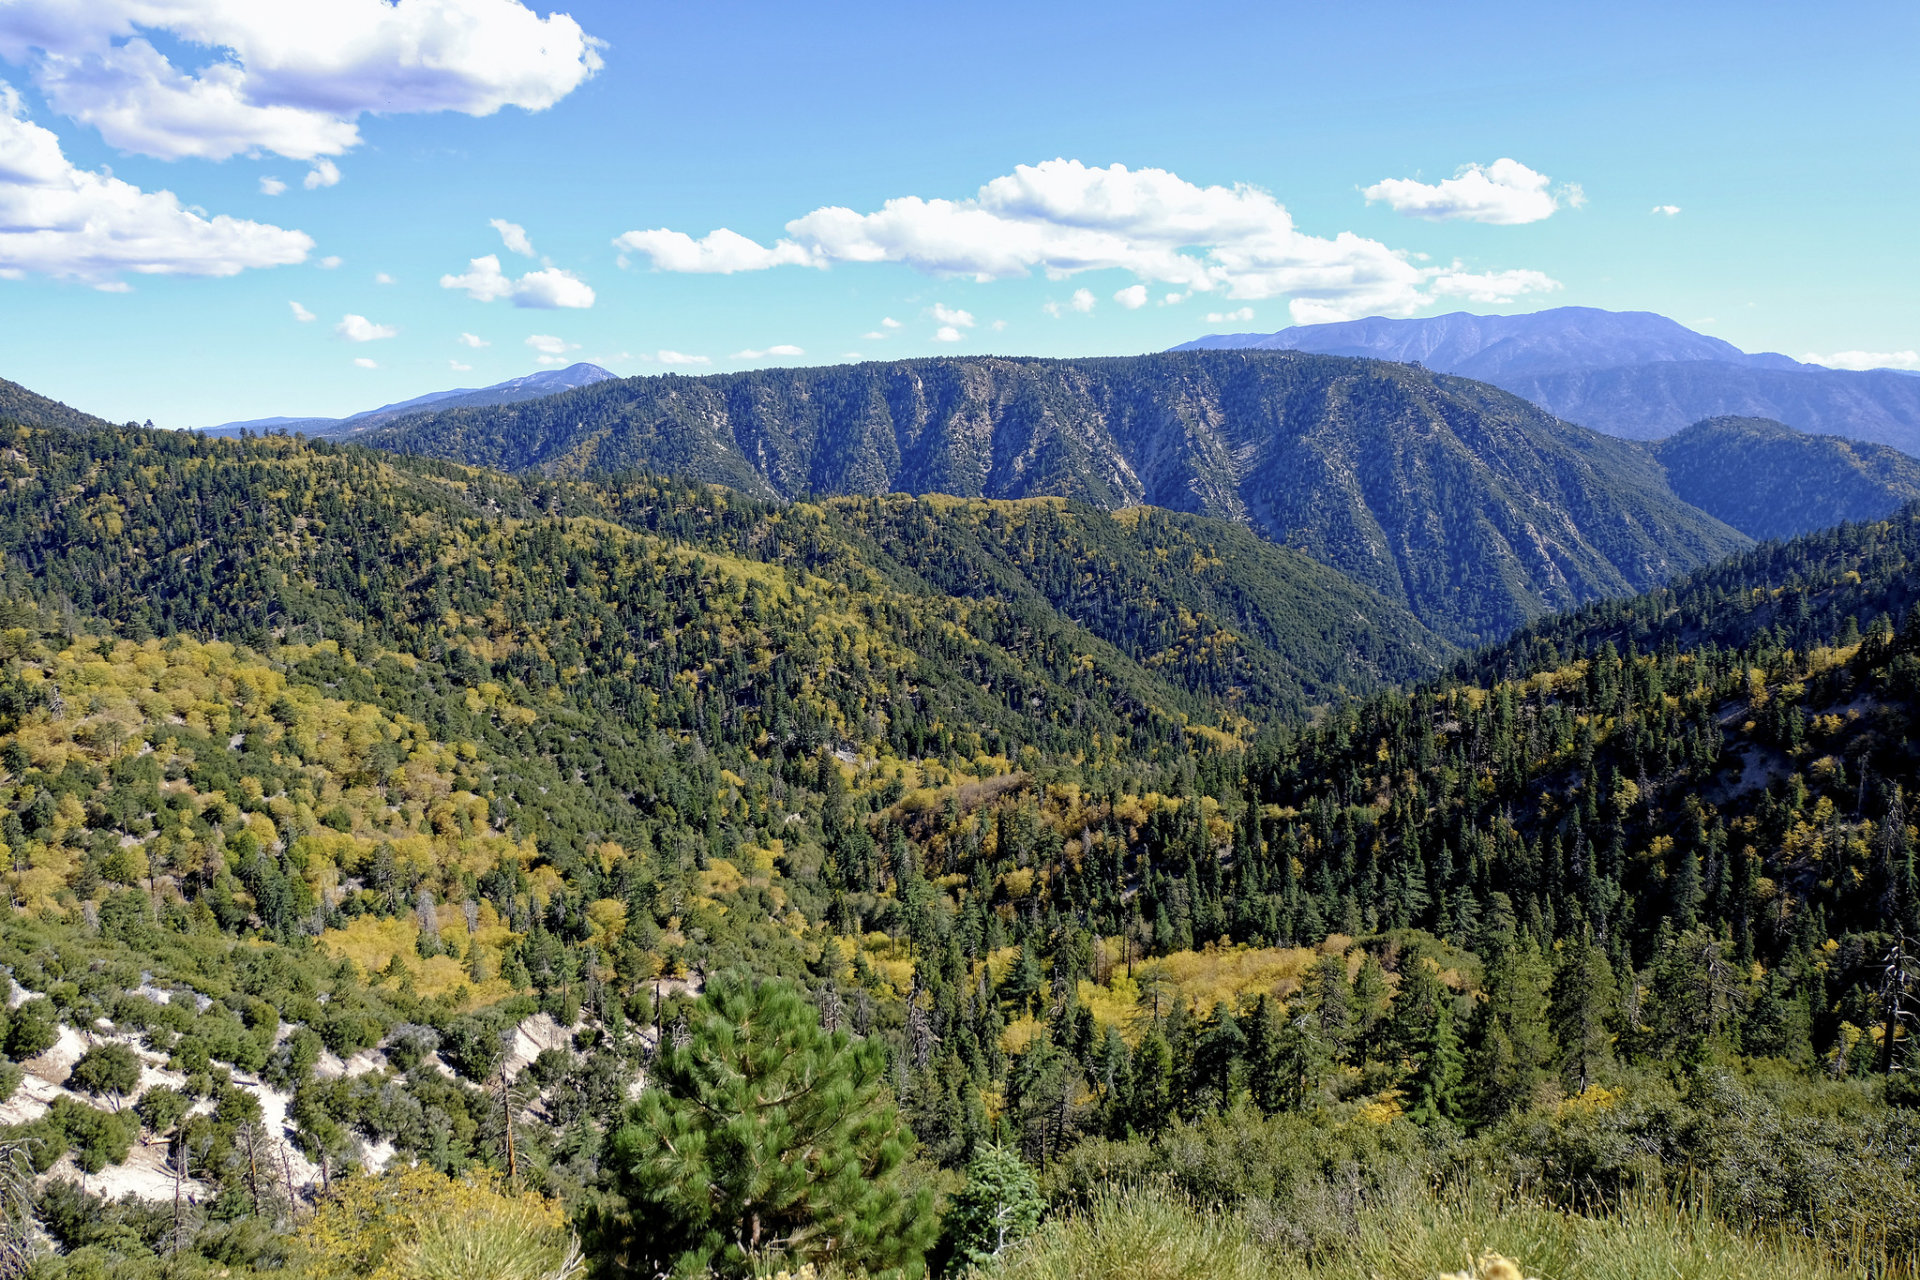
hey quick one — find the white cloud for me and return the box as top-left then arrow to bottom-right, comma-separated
862,330 -> 887,340
490,217 -> 535,257
1363,158 -> 1567,225
991,318 -> 1006,331
303,159 -> 340,189
458,332 -> 488,348
512,265 -> 594,308
449,359 -> 471,371
335,313 -> 396,341
258,175 -> 285,196
440,253 -> 593,308
655,349 -> 709,365
0,84 -> 310,282
612,226 -> 816,273
525,333 -> 571,355
0,0 -> 604,163
1651,204 -> 1682,216
1426,265 -> 1562,304
1161,291 -> 1184,305
881,316 -> 901,329
1113,284 -> 1148,309
615,158 -> 1554,322
353,357 -> 377,368
1205,306 -> 1255,323
931,302 -> 975,328
317,254 -> 341,269
288,300 -> 314,321
374,271 -> 393,284
933,326 -> 963,343
730,345 -> 805,360
1044,286 -> 1096,317
1802,350 -> 1920,372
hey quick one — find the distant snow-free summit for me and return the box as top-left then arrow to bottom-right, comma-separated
197,362 -> 615,438
1174,307 -> 1920,450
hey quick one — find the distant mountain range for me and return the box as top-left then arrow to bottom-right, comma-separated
1175,307 -> 1920,450
358,350 -> 1753,646
197,362 -> 615,437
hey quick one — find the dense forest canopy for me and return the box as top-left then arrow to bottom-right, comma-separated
0,413 -> 1915,1279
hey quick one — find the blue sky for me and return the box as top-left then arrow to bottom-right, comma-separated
0,1 -> 1914,427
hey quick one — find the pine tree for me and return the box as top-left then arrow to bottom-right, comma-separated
1244,994 -> 1287,1114
593,975 -> 935,1278
1468,932 -> 1555,1122
1123,1027 -> 1173,1137
941,1144 -> 1044,1268
1549,930 -> 1617,1094
1389,949 -> 1461,1126
1350,951 -> 1392,1065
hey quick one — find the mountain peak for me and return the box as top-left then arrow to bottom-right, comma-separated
1175,306 -> 1920,448
196,362 -> 618,437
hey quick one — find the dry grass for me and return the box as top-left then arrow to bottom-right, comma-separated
989,1183 -> 1903,1280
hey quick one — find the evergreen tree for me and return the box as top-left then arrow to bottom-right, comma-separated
1550,930 -> 1617,1094
1123,1027 -> 1173,1137
1468,933 -> 1554,1122
940,1144 -> 1044,1268
593,975 -> 934,1278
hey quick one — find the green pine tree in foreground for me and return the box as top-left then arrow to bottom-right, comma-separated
589,974 -> 935,1279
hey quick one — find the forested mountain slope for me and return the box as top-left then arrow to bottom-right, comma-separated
0,413 -> 1917,1278
0,375 -> 113,433
1651,416 -> 1920,542
362,350 -> 1750,646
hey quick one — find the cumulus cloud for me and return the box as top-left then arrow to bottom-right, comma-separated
1363,159 -> 1569,225
0,86 -> 311,282
335,313 -> 395,341
258,175 -> 285,195
1113,284 -> 1148,309
1205,306 -> 1254,324
1427,266 -> 1562,303
491,218 -> 534,257
881,316 -> 901,329
374,271 -> 393,284
525,333 -> 571,355
449,359 -> 472,371
933,326 -> 963,343
317,254 -> 341,268
730,345 -> 804,360
303,159 -> 340,189
1651,204 -> 1682,216
612,226 -> 816,273
655,349 -> 709,365
353,357 -> 377,368
0,0 -> 604,163
931,303 -> 975,328
440,253 -> 593,308
1802,350 -> 1920,372
288,300 -> 314,321
614,158 -> 1556,323
458,332 -> 488,347
1043,287 -> 1096,317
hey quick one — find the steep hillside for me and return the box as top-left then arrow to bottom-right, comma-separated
1652,416 -> 1920,542
0,419 -> 1914,1278
0,375 -> 114,432
362,351 -> 1750,646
